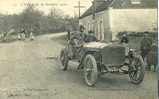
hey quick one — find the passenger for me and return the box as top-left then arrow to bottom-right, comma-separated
84,30 -> 97,42
120,34 -> 129,44
79,25 -> 85,33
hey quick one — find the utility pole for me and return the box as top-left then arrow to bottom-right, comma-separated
92,1 -> 96,20
74,1 -> 86,23
91,0 -> 96,33
91,0 -> 105,31
79,1 -> 80,19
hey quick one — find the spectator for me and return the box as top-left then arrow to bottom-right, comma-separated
140,34 -> 152,60
30,31 -> 34,40
20,28 -> 26,40
146,41 -> 157,71
3,32 -> 7,41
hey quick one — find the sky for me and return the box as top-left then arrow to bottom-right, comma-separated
0,0 -> 92,16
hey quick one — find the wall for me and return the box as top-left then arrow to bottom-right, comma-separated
94,11 -> 105,40
103,9 -> 112,41
109,8 -> 158,40
80,11 -> 106,41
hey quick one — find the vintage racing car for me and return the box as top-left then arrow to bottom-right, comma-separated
60,32 -> 145,86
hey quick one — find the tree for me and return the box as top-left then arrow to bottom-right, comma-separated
0,5 -> 79,37
18,5 -> 43,36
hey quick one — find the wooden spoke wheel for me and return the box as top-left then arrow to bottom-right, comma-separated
129,56 -> 145,84
84,54 -> 98,86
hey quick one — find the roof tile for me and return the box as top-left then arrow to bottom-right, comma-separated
80,0 -> 157,19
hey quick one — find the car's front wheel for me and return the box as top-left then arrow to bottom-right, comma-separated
128,55 -> 145,84
84,54 -> 98,86
60,50 -> 69,71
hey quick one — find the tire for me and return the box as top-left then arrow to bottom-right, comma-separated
84,54 -> 98,86
60,50 -> 69,71
129,55 -> 145,84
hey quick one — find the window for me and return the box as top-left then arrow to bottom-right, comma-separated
131,0 -> 141,4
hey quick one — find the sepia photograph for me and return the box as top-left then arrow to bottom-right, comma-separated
0,0 -> 158,99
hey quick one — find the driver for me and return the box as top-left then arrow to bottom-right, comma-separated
68,32 -> 85,58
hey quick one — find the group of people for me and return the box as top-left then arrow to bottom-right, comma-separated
120,33 -> 157,72
18,29 -> 34,40
140,34 -> 157,72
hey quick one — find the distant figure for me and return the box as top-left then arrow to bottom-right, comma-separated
120,34 -> 128,44
19,29 -> 26,40
30,31 -> 34,40
3,32 -> 7,41
140,34 -> 152,60
67,30 -> 71,40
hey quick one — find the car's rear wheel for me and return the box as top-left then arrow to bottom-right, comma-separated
60,50 -> 69,71
129,56 -> 145,84
84,54 -> 98,86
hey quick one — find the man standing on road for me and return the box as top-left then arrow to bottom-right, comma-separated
146,41 -> 157,71
140,33 -> 152,70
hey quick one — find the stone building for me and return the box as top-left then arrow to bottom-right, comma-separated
79,0 -> 157,41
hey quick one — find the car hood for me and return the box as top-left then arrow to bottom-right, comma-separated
83,42 -> 113,49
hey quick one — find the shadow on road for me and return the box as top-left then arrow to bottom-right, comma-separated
46,56 -> 58,60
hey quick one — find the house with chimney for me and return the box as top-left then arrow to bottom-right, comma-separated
79,0 -> 157,41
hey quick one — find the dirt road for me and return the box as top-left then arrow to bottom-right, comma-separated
0,33 -> 157,99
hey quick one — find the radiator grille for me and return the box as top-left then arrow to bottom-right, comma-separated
101,46 -> 126,65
